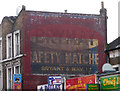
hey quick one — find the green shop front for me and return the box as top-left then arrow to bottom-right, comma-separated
100,75 -> 120,91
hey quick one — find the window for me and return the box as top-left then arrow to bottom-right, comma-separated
6,33 -> 12,59
14,30 -> 20,57
14,66 -> 20,74
7,67 -> 12,89
0,69 -> 3,90
110,50 -> 119,58
0,38 -> 2,60
115,50 -> 119,57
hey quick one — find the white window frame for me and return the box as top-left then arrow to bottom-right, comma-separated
14,65 -> 20,74
0,69 -> 3,91
6,33 -> 12,59
0,64 -> 3,90
0,37 -> 2,61
114,50 -> 119,57
14,30 -> 20,57
6,67 -> 12,89
112,64 -> 120,72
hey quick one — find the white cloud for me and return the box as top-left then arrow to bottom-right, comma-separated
0,0 -> 119,43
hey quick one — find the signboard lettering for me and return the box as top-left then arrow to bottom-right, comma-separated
31,37 -> 98,74
86,84 -> 100,91
66,75 -> 95,91
37,84 -> 62,91
100,75 -> 120,91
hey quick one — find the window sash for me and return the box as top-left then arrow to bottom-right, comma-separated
8,37 -> 12,58
15,66 -> 20,74
14,30 -> 20,57
16,44 -> 19,55
7,68 -> 12,89
6,34 -> 12,59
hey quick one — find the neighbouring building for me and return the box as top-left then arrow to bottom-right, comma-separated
99,71 -> 120,91
0,2 -> 107,90
1,16 -> 22,90
105,37 -> 120,71
0,24 -> 3,90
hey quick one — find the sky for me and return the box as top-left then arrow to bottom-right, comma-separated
0,0 -> 119,43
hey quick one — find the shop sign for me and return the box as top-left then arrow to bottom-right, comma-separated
66,75 -> 95,91
100,75 -> 120,91
48,76 -> 62,85
86,84 -> 100,91
37,84 -> 62,91
14,74 -> 21,89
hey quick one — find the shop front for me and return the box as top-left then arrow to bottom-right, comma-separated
100,74 -> 120,91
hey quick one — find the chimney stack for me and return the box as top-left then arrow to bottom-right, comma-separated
101,1 -> 104,8
100,1 -> 107,16
100,1 -> 108,44
22,5 -> 26,10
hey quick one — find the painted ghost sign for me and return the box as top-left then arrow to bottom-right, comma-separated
31,37 -> 98,75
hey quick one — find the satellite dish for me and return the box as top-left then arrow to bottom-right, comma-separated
16,6 -> 22,15
102,63 -> 115,73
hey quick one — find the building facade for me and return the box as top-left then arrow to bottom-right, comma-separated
1,15 -> 23,90
105,37 -> 120,71
0,24 -> 3,90
0,4 -> 107,90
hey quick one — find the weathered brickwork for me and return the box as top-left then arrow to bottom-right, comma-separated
1,8 -> 24,90
0,5 -> 107,90
22,7 -> 107,89
2,18 -> 13,59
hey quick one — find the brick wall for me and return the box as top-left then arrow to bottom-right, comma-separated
1,9 -> 24,89
22,8 -> 107,89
